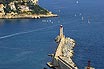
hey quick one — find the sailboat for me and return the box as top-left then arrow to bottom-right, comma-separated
82,16 -> 84,21
76,1 -> 79,4
75,14 -> 77,16
88,19 -> 90,24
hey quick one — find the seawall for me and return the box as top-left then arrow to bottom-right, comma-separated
47,25 -> 78,69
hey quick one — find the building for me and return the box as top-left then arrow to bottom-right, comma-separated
29,0 -> 38,5
9,2 -> 16,11
0,4 -> 5,16
19,5 -> 30,12
33,0 -> 38,4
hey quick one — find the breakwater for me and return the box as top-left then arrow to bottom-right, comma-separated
47,25 -> 78,69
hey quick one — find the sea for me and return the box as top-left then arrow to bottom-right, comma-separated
0,0 -> 104,69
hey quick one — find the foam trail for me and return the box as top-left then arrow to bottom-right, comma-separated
0,25 -> 58,40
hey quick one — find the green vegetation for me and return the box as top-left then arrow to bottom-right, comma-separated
30,5 -> 49,14
0,0 -> 16,4
4,5 -> 11,13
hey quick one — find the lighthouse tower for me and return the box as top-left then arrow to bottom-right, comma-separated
60,25 -> 64,38
85,61 -> 95,69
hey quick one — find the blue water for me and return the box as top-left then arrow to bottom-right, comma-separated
0,0 -> 104,69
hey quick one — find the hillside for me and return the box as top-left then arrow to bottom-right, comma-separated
0,0 -> 57,18
0,0 -> 49,14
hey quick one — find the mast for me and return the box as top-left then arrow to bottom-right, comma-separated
87,61 -> 91,69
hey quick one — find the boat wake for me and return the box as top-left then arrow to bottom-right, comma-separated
0,25 -> 58,40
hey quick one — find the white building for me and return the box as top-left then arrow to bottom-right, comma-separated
19,5 -> 30,12
0,4 -> 4,12
0,4 -> 5,15
29,0 -> 38,5
9,2 -> 16,11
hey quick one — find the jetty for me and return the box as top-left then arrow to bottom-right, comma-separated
47,25 -> 78,69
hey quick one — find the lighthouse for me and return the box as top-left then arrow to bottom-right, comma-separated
60,25 -> 64,38
85,61 -> 95,69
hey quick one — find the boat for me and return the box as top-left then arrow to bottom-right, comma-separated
85,61 -> 95,69
76,1 -> 79,4
82,16 -> 84,20
88,19 -> 90,23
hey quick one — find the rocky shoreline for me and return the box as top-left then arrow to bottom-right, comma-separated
0,14 -> 58,19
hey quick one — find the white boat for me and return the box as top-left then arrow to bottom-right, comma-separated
75,14 -> 77,16
76,1 -> 79,4
88,19 -> 90,23
82,16 -> 84,20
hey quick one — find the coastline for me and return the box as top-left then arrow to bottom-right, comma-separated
0,13 -> 58,19
0,1 -> 58,19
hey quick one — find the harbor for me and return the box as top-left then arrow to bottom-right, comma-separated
0,0 -> 103,68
